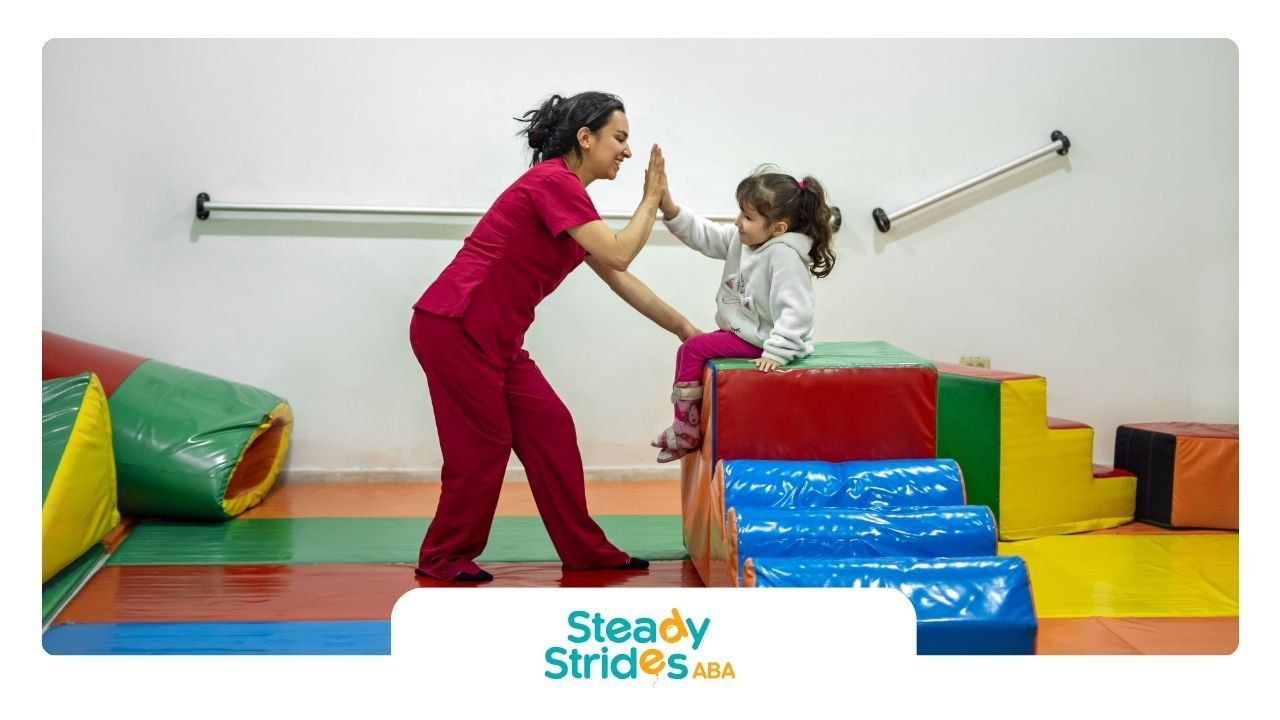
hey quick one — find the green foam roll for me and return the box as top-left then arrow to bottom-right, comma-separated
109,360 -> 293,520
43,332 -> 293,521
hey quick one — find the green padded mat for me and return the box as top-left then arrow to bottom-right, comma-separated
711,340 -> 935,371
108,516 -> 687,565
43,543 -> 107,625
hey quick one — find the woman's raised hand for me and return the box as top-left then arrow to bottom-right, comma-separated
643,144 -> 667,204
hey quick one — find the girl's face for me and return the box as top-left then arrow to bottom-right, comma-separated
735,204 -> 786,247
580,110 -> 632,181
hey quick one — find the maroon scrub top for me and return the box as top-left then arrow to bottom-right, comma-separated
414,157 -> 600,366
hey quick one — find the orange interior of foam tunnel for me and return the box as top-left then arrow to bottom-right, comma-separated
225,417 -> 290,503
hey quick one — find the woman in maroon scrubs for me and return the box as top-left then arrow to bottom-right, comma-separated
410,91 -> 698,581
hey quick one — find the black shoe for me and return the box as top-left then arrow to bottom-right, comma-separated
414,568 -> 494,582
617,557 -> 650,570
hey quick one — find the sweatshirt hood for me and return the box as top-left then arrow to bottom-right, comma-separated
758,232 -> 815,265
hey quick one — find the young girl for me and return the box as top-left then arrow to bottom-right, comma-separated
652,167 -> 839,463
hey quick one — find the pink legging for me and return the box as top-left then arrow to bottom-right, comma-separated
675,330 -> 763,383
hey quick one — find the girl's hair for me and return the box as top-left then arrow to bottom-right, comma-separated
515,92 -> 626,167
735,166 -> 839,278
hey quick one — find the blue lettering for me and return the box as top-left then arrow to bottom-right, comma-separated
566,611 -> 591,643
667,653 -> 688,680
686,616 -> 710,651
605,617 -> 631,643
611,647 -> 638,678
544,647 -> 569,680
633,617 -> 657,643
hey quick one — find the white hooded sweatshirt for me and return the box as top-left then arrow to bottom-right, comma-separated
664,207 -> 816,365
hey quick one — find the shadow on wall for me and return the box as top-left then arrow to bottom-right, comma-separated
190,217 -> 477,243
872,156 -> 1073,254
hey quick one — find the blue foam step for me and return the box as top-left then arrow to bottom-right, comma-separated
722,458 -> 966,511
745,556 -> 1036,655
730,505 -> 997,582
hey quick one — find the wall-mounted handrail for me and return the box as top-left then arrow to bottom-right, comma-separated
194,194 -> 843,231
872,130 -> 1071,233
194,193 -> 739,223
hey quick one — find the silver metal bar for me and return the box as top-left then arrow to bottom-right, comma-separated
872,130 -> 1071,232
195,194 -> 736,222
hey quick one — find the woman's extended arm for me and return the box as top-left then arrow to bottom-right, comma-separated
566,145 -> 666,271
585,256 -> 700,341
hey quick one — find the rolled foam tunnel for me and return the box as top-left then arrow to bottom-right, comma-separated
718,458 -> 966,517
726,505 -> 997,586
43,332 -> 292,520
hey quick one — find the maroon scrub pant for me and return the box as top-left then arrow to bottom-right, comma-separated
410,310 -> 629,580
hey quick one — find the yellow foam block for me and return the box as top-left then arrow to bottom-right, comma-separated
42,374 -> 121,582
998,534 -> 1238,618
1000,378 -> 1136,539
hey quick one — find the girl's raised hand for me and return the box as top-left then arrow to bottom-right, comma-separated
659,178 -> 679,220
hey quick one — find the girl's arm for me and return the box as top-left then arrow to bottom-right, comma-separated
663,209 -> 737,261
585,256 -> 701,341
661,186 -> 736,260
760,254 -> 816,365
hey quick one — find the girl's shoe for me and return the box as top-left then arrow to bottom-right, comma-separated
651,381 -> 703,462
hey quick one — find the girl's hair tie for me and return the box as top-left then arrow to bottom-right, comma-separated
797,179 -> 805,190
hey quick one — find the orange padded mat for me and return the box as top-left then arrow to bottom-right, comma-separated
240,480 -> 683,519
1037,617 -> 1238,654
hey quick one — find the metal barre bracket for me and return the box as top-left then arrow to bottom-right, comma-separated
872,207 -> 890,233
1052,130 -> 1071,155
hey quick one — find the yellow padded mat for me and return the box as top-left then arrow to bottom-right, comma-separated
997,534 -> 1238,618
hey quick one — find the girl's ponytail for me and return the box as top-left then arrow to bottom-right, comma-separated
796,176 -> 837,278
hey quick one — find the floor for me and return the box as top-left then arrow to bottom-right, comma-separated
42,480 -> 1239,655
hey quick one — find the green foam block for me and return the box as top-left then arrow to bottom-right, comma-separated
936,372 -> 1002,516
108,516 -> 688,566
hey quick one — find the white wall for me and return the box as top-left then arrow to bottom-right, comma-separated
42,39 -> 1238,471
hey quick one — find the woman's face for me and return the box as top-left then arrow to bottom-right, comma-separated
581,110 -> 632,181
